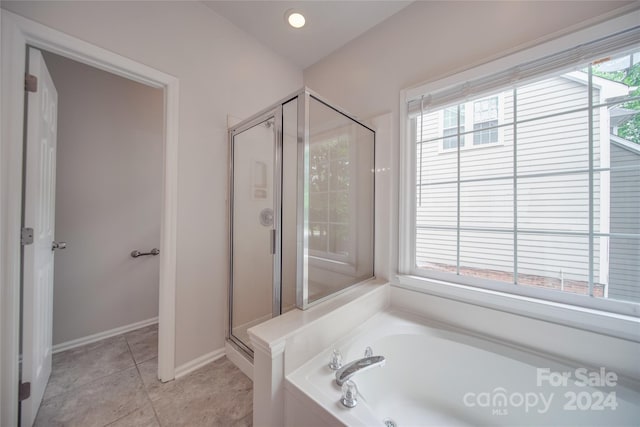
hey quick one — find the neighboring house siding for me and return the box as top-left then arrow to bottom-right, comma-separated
416,76 -> 602,287
609,140 -> 640,303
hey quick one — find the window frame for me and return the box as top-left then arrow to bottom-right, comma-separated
398,9 -> 640,338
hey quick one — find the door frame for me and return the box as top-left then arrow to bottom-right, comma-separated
1,10 -> 179,426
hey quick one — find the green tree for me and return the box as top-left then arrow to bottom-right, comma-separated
593,56 -> 640,144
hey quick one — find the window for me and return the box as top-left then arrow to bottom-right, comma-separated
438,96 -> 501,151
404,25 -> 640,317
473,96 -> 498,145
443,105 -> 464,149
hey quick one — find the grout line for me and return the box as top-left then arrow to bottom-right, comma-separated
102,406 -> 141,427
133,358 -> 164,427
127,329 -> 163,426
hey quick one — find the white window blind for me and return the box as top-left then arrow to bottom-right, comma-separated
407,27 -> 640,116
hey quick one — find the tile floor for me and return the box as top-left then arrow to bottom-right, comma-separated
35,324 -> 253,427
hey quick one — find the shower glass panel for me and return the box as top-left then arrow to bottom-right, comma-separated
228,89 -> 374,357
302,96 -> 375,306
230,113 -> 280,353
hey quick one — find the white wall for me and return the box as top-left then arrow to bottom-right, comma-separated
1,0 -> 303,367
41,51 -> 163,346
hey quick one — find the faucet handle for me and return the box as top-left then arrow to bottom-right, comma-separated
364,346 -> 373,357
341,380 -> 358,408
328,349 -> 343,370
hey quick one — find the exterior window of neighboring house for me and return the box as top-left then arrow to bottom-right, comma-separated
443,106 -> 464,149
473,97 -> 499,145
440,96 -> 500,151
405,32 -> 640,317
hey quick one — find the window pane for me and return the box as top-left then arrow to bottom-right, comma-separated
517,109 -> 589,175
516,71 -> 589,122
472,121 -> 498,145
309,223 -> 328,252
605,236 -> 640,303
609,151 -> 640,235
417,139 -> 457,185
329,191 -> 349,223
329,224 -> 349,255
518,173 -> 589,233
460,179 -> 513,230
416,111 -> 441,142
443,105 -> 465,149
309,160 -> 328,192
461,125 -> 513,180
460,231 -> 513,283
309,192 -> 328,222
417,183 -> 457,227
416,228 -> 457,271
517,234 -> 592,296
443,128 -> 463,150
473,97 -> 498,123
329,159 -> 350,189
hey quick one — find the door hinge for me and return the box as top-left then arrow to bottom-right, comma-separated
25,74 -> 38,93
19,382 -> 31,401
21,227 -> 34,246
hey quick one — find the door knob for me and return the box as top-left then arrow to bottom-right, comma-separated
52,241 -> 67,251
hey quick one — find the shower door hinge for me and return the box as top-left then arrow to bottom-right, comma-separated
19,381 -> 31,401
25,74 -> 38,93
21,227 -> 34,246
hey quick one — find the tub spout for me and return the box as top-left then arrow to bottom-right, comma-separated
335,355 -> 385,386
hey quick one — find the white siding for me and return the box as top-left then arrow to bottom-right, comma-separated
609,142 -> 640,302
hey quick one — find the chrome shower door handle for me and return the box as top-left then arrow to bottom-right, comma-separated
52,241 -> 67,251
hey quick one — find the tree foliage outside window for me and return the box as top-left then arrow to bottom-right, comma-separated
593,52 -> 640,144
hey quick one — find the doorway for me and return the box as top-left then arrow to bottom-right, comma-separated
20,46 -> 164,426
1,11 -> 179,427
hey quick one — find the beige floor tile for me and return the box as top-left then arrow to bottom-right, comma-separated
106,402 -> 159,427
35,367 -> 148,427
143,357 -> 253,426
136,357 -> 163,397
43,336 -> 135,400
124,324 -> 158,365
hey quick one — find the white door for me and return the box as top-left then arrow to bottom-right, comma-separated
21,48 -> 58,427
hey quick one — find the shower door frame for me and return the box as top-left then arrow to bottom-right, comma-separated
228,107 -> 283,357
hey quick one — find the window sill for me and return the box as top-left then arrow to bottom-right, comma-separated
394,274 -> 640,343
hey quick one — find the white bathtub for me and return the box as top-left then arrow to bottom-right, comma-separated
285,310 -> 640,426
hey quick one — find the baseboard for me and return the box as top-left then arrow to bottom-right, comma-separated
225,341 -> 253,380
174,348 -> 226,379
52,317 -> 159,354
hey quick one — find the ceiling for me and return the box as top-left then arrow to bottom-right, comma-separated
203,1 -> 413,69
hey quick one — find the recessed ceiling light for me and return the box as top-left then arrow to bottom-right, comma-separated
286,10 -> 305,29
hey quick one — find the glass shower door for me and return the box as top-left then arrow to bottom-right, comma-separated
229,112 -> 280,353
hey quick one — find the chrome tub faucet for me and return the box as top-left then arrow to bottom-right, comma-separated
335,355 -> 386,386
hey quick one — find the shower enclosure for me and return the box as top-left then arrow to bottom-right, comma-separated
228,88 -> 375,356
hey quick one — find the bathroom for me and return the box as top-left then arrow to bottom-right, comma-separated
1,1 -> 639,426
